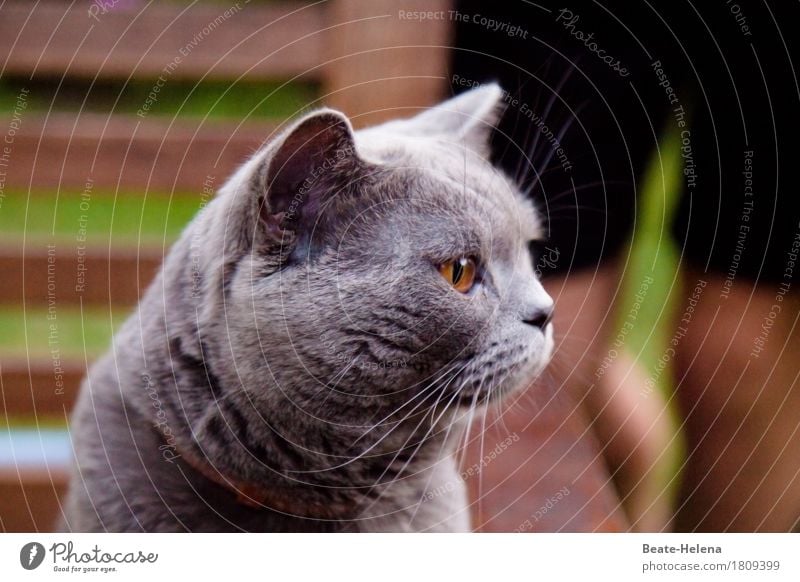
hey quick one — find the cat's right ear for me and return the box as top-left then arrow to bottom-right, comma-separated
385,84 -> 505,157
259,109 -> 360,238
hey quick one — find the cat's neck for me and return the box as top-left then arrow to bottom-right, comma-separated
165,412 -> 463,521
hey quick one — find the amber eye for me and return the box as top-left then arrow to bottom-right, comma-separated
439,257 -> 477,293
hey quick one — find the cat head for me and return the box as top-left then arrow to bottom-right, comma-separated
201,84 -> 554,422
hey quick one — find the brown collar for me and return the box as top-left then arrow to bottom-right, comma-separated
180,449 -> 275,510
178,449 -> 343,519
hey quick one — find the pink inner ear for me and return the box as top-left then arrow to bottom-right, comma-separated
259,110 -> 359,244
265,111 -> 357,218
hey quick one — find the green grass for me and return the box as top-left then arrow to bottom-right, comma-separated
0,190 -> 201,246
0,76 -> 318,121
620,127 -> 683,373
0,306 -> 125,360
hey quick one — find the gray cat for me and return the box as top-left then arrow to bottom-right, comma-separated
62,84 -> 554,532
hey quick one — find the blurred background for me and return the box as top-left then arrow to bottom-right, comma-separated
0,0 -> 685,532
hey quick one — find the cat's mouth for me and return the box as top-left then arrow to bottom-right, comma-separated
451,359 -> 538,408
449,338 -> 553,408
454,380 -> 514,406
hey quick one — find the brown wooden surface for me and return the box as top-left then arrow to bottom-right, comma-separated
0,244 -> 162,306
1,359 -> 83,419
1,113 -> 276,191
325,0 -> 453,127
0,471 -> 66,532
463,385 -> 628,532
0,1 -> 324,81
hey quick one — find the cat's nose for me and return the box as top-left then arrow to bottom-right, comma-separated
523,305 -> 554,329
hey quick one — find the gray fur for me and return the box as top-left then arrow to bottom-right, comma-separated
62,84 -> 554,532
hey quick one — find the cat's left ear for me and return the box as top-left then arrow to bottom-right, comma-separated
399,83 -> 505,155
260,108 -> 360,237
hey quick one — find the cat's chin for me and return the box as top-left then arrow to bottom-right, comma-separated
452,355 -> 550,409
453,382 -> 514,408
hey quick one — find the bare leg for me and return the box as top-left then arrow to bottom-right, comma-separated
675,268 -> 800,531
592,351 -> 677,531
550,264 -> 675,532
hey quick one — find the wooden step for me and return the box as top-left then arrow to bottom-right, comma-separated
0,1 -> 324,81
1,359 -> 83,419
1,112 -> 276,191
0,243 -> 162,306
